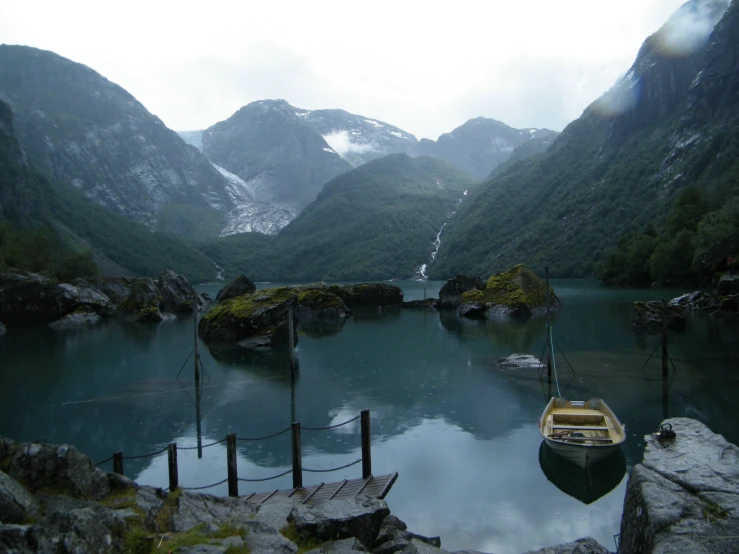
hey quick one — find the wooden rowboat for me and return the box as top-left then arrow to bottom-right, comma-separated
538,397 -> 626,468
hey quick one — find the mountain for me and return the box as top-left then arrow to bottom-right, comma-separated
417,119 -> 558,179
431,0 -> 734,279
198,154 -> 479,281
0,45 -> 239,239
0,98 -> 226,282
202,99 -> 353,216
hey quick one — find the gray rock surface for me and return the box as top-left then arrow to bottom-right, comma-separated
397,538 -> 450,553
245,530 -> 298,554
401,299 -> 440,309
669,291 -> 718,311
288,497 -> 390,548
632,301 -> 686,333
439,274 -> 484,308
216,274 -> 257,303
618,417 -> 739,553
1,438 -> 110,500
158,269 -> 200,313
717,273 -> 739,296
522,537 -> 608,553
169,490 -> 257,532
48,309 -> 103,330
305,537 -> 369,553
0,471 -> 40,523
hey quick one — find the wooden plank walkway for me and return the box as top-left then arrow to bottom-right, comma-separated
242,473 -> 398,506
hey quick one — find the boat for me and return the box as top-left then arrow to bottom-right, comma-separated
538,438 -> 626,504
538,397 -> 626,468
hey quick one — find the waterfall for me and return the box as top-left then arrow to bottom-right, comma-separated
214,263 -> 225,281
415,189 -> 469,280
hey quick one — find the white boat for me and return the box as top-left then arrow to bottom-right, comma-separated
538,397 -> 626,468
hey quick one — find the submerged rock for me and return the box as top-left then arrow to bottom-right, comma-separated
458,265 -> 559,319
439,274 -> 484,308
198,286 -> 299,350
619,418 -> 739,553
327,284 -> 403,309
216,274 -> 257,303
632,301 -> 686,333
401,298 -> 440,309
48,307 -> 103,330
497,354 -> 542,369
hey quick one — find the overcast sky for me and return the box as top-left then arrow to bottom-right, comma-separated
1,0 -> 686,139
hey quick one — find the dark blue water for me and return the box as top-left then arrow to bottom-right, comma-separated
1,279 -> 737,553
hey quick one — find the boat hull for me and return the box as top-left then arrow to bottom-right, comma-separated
543,437 -> 621,468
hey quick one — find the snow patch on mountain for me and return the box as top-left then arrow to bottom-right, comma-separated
364,119 -> 383,128
323,130 -> 378,156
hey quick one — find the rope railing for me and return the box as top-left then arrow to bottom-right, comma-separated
303,415 -> 360,431
95,455 -> 113,466
96,409 -> 373,498
238,468 -> 293,482
303,458 -> 362,473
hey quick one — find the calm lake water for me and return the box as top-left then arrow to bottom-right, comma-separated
1,279 -> 737,553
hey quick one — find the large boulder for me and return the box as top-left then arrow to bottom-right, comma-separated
116,277 -> 165,322
48,307 -> 103,330
618,418 -> 739,553
0,470 -> 40,523
522,537 -> 609,553
438,274 -> 484,308
458,265 -> 559,319
0,272 -> 114,327
632,301 -> 686,333
198,286 -> 299,350
0,438 -> 110,500
717,273 -> 739,296
216,275 -> 257,303
157,269 -> 200,313
326,284 -> 403,309
297,290 -> 352,320
287,497 -> 390,549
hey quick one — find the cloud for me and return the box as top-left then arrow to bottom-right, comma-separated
656,0 -> 731,56
321,131 -> 378,157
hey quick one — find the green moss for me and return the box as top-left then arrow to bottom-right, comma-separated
297,290 -> 343,309
461,288 -> 484,303
201,287 -> 296,325
483,264 -> 556,308
154,488 -> 181,532
225,546 -> 251,554
123,526 -> 153,554
100,487 -> 140,511
704,502 -> 728,523
280,522 -> 322,554
209,523 -> 247,540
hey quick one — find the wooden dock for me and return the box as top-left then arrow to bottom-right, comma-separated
242,473 -> 398,506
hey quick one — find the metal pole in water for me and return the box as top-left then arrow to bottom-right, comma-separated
661,299 -> 669,418
196,383 -> 203,459
288,303 -> 295,377
194,295 -> 200,384
545,266 -> 552,386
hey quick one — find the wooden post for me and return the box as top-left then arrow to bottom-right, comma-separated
195,384 -> 203,459
113,451 -> 123,475
167,443 -> 178,492
361,409 -> 372,479
545,266 -> 552,387
288,304 -> 296,377
226,433 -> 238,497
661,299 -> 668,379
291,422 -> 302,488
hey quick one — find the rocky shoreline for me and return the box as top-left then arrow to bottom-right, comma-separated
2,417 -> 736,553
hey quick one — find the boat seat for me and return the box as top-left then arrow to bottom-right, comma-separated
549,436 -> 613,442
552,425 -> 609,431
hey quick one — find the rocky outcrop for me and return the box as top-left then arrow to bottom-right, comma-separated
523,537 -> 609,554
216,274 -> 256,303
632,301 -> 686,333
618,418 -> 739,553
438,274 -> 484,308
327,284 -> 404,309
717,273 -> 739,296
458,265 -> 559,319
0,272 -> 114,327
115,277 -> 165,322
198,286 -> 299,350
48,308 -> 103,330
402,298 -> 440,309
297,290 -> 352,320
669,291 -> 718,311
157,269 -> 200,313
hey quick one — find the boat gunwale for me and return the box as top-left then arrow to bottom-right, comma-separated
539,397 -> 626,449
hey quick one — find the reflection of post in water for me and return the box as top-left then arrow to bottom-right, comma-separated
195,382 -> 203,458
288,302 -> 297,424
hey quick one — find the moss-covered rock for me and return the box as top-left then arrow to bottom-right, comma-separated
116,278 -> 163,319
297,290 -> 352,320
198,286 -> 299,350
458,265 -> 560,319
439,274 -> 484,308
157,269 -> 199,313
326,284 -> 403,309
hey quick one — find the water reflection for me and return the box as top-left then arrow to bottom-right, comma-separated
538,442 -> 626,505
